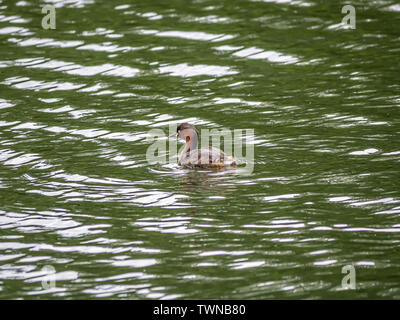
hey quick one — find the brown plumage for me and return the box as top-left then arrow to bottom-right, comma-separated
174,123 -> 236,168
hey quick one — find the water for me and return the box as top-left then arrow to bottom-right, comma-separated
0,0 -> 400,299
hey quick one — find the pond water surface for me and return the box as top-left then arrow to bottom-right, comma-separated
0,0 -> 400,299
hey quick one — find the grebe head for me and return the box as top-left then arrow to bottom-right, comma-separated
175,123 -> 199,152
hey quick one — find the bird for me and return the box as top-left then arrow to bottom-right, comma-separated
171,123 -> 237,168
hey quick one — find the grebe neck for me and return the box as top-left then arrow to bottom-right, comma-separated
183,130 -> 198,153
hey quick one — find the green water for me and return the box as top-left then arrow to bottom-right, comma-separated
0,0 -> 400,299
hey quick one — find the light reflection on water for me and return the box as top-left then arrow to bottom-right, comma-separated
0,0 -> 399,299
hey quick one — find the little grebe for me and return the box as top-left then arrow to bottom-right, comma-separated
172,123 -> 237,168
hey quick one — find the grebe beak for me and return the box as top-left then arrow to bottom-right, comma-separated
169,132 -> 178,138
